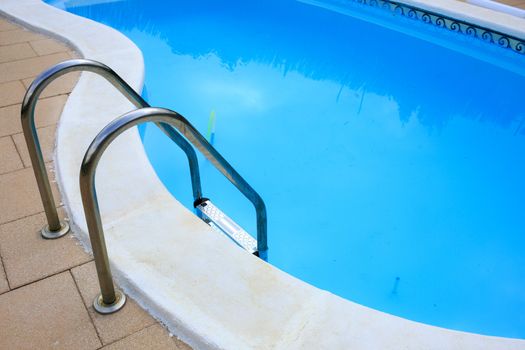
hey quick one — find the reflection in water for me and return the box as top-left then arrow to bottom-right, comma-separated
53,0 -> 525,339
59,0 -> 525,132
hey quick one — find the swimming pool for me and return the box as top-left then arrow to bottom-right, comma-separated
48,0 -> 525,340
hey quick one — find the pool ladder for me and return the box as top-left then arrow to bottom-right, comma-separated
22,59 -> 267,314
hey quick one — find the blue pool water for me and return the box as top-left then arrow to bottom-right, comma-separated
49,0 -> 525,339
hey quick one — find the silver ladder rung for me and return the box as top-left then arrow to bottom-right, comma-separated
196,200 -> 258,254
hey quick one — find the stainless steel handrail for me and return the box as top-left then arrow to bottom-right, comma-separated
21,59 -> 202,239
80,107 -> 267,313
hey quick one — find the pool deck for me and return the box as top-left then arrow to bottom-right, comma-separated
0,16 -> 191,350
1,1 -> 525,349
481,0 -> 525,9
461,0 -> 525,9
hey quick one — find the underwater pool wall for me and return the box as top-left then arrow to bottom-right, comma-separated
1,0 -> 524,349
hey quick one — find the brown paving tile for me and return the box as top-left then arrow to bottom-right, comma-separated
0,95 -> 71,138
101,324 -> 192,350
0,135 -> 23,174
0,211 -> 91,289
0,257 -> 9,295
22,72 -> 80,98
30,38 -> 70,56
0,167 -> 60,224
0,80 -> 26,107
0,19 -> 19,32
0,28 -> 46,46
0,42 -> 37,64
0,272 -> 101,350
33,94 -> 69,128
0,51 -> 72,84
71,261 -> 157,345
0,104 -> 20,137
12,124 -> 57,167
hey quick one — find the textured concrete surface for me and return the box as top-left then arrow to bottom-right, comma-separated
71,261 -> 157,345
0,272 -> 101,350
0,16 -> 191,349
101,325 -> 192,350
0,211 -> 91,288
0,135 -> 23,174
0,257 -> 9,295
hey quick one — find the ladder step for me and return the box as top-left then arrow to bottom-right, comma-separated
196,200 -> 258,254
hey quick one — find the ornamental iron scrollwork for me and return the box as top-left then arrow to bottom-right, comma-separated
340,0 -> 525,55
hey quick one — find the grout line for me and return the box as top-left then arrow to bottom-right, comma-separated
26,40 -> 39,56
100,323 -> 190,350
3,257 -> 93,294
96,324 -> 158,349
0,209 -> 44,227
96,321 -> 158,349
0,161 -> 28,175
0,92 -> 71,110
68,261 -> 161,348
0,167 -> 25,176
0,32 -> 23,37
0,101 -> 23,109
10,133 -> 29,168
69,268 -> 104,347
0,202 -> 65,227
0,32 -> 47,47
19,77 -> 28,90
9,134 -> 25,169
11,125 -> 58,169
29,41 -> 70,57
0,250 -> 12,291
0,161 -> 31,176
0,76 -> 38,85
0,51 -> 76,83
0,27 -> 22,33
20,76 -> 31,89
0,50 -> 72,61
70,260 -> 161,348
72,260 -> 95,272
0,134 -> 20,172
0,92 -> 71,108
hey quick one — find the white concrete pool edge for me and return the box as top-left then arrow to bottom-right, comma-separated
405,0 -> 525,37
1,1 -> 524,349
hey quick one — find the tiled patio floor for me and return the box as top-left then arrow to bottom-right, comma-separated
0,16 -> 190,350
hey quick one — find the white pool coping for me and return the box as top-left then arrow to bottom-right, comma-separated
467,0 -> 525,18
1,0 -> 524,349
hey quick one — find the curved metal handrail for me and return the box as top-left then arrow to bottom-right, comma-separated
80,107 -> 267,313
21,59 -> 202,239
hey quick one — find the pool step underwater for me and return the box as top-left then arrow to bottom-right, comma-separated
196,199 -> 258,255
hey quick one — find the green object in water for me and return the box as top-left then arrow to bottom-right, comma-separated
207,109 -> 216,144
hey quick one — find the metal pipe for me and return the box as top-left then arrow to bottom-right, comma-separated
80,107 -> 267,312
21,59 -> 202,239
